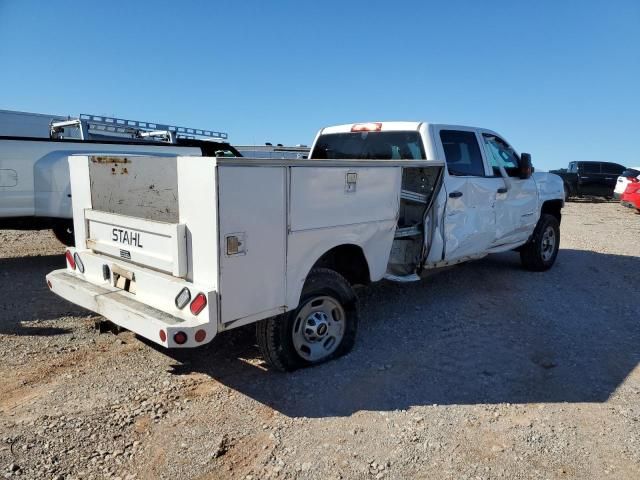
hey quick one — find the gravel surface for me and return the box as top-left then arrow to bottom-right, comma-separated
1,202 -> 639,480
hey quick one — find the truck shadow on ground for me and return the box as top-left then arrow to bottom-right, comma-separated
166,248 -> 640,418
0,255 -> 83,336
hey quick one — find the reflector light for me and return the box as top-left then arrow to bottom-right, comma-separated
175,287 -> 191,309
159,330 -> 167,342
190,293 -> 207,315
351,122 -> 382,132
195,329 -> 207,342
73,253 -> 85,273
65,250 -> 76,270
174,331 -> 187,345
47,280 -> 52,290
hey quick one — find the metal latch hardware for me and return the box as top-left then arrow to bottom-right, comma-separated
345,171 -> 357,193
225,233 -> 246,256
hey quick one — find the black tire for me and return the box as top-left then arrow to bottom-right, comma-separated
52,220 -> 75,246
256,268 -> 358,372
520,214 -> 560,271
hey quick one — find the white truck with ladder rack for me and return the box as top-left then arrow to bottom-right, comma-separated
46,121 -> 564,371
0,112 -> 238,245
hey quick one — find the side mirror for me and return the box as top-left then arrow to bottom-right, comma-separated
520,153 -> 533,179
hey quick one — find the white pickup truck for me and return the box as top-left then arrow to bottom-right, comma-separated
0,113 -> 238,245
47,121 -> 564,371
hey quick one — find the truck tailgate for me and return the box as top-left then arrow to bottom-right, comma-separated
85,208 -> 187,277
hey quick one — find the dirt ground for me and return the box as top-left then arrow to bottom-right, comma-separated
0,202 -> 639,480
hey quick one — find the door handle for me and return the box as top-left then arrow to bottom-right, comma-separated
449,191 -> 463,198
497,187 -> 508,194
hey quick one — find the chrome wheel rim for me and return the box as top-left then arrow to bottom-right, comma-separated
292,296 -> 345,362
541,226 -> 556,261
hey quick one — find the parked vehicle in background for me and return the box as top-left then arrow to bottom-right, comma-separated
620,178 -> 640,213
0,109 -> 68,138
614,167 -> 640,200
551,161 -> 626,200
0,113 -> 239,245
47,121 -> 564,371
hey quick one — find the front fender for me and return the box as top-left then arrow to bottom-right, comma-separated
533,172 -> 565,207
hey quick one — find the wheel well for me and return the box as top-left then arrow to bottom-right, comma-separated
311,244 -> 371,286
542,199 -> 563,223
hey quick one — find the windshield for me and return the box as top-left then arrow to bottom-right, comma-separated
311,131 -> 425,160
621,168 -> 640,178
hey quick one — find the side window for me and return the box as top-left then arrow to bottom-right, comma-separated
482,134 -> 521,177
440,130 -> 485,176
582,163 -> 600,174
568,162 -> 576,173
602,163 -> 624,175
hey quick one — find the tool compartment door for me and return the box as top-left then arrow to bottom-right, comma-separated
217,166 -> 286,323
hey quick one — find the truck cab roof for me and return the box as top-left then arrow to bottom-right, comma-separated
319,121 -> 485,135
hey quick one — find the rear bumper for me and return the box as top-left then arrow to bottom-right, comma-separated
46,269 -> 216,348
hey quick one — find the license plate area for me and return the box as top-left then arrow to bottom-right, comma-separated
112,264 -> 137,294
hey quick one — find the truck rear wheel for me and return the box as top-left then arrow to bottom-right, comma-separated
256,268 -> 358,372
52,220 -> 75,246
520,214 -> 560,271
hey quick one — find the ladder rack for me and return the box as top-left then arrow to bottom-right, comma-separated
50,113 -> 228,144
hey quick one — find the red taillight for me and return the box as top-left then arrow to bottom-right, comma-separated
351,122 -> 382,132
190,293 -> 207,315
159,330 -> 167,342
65,250 -> 76,270
195,329 -> 207,343
173,331 -> 187,345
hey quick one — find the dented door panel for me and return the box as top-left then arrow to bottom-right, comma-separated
443,176 -> 496,261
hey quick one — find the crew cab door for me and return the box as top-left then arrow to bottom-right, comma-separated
437,128 -> 496,260
600,162 -> 625,196
577,162 -> 604,196
479,132 -> 538,246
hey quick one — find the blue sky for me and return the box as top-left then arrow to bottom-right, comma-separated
1,0 -> 638,171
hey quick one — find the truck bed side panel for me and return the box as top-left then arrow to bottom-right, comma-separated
285,166 -> 401,308
289,167 -> 400,231
217,166 -> 287,324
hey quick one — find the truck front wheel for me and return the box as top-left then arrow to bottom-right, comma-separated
256,268 -> 358,372
520,214 -> 560,271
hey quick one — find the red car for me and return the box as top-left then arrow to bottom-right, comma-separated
621,178 -> 640,213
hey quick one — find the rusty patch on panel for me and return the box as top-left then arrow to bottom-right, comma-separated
91,156 -> 129,164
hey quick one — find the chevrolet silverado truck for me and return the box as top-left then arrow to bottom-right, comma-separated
47,121 -> 564,371
551,161 -> 626,200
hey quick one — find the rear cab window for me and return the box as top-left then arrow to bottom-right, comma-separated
310,131 -> 425,160
439,130 -> 485,176
581,163 -> 601,174
601,163 -> 625,175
